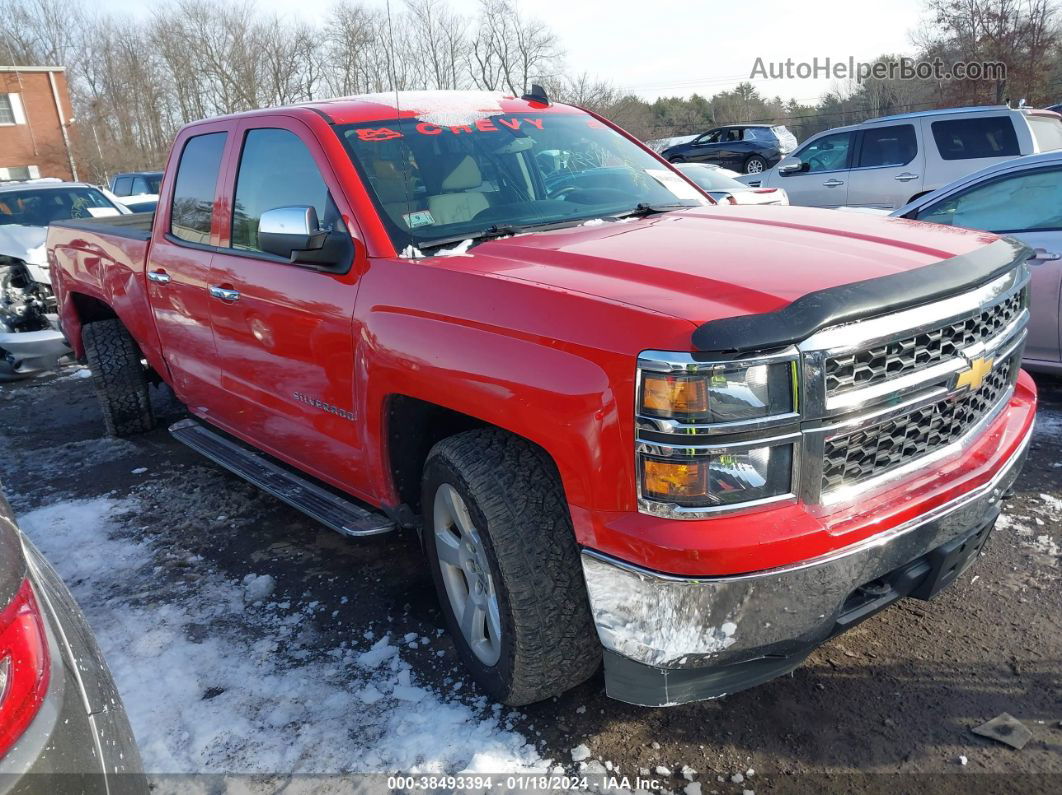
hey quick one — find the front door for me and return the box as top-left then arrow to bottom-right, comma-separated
778,130 -> 854,207
145,128 -> 229,408
205,121 -> 369,491
846,124 -> 923,209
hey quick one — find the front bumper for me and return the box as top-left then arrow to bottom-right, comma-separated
582,421 -> 1031,706
0,321 -> 71,378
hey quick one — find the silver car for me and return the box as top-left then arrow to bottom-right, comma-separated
0,488 -> 144,793
890,150 -> 1062,373
745,106 -> 1062,210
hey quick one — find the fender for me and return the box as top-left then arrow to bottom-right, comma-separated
49,229 -> 169,381
353,255 -> 697,524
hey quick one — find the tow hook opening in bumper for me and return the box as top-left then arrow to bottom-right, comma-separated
583,426 -> 1030,707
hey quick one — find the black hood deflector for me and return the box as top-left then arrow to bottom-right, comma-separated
691,237 -> 1030,354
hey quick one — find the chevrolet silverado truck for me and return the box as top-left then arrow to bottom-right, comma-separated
47,91 -> 1037,707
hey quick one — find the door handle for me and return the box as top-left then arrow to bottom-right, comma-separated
147,270 -> 171,284
1030,247 -> 1062,262
209,285 -> 240,302
822,179 -> 845,187
894,172 -> 919,182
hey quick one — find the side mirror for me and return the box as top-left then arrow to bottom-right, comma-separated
258,206 -> 327,259
258,206 -> 351,269
778,156 -> 805,175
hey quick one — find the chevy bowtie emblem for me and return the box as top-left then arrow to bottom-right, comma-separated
955,356 -> 995,392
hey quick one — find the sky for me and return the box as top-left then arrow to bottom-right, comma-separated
95,0 -> 927,103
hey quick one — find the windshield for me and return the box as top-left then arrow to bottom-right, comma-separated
0,187 -> 119,226
337,111 -> 706,251
676,164 -> 747,191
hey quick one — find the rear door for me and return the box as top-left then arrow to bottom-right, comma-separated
846,123 -> 923,209
911,164 -> 1062,365
205,116 -> 369,491
145,125 -> 230,408
777,130 -> 854,207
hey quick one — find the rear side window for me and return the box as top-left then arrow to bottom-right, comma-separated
113,176 -> 131,195
858,124 -> 917,168
170,132 -> 227,245
931,117 -> 1019,161
231,128 -> 335,253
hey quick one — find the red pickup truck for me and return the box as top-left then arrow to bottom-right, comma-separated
47,91 -> 1036,707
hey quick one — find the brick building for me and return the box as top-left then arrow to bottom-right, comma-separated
0,66 -> 77,182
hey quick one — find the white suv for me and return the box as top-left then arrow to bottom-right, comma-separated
744,106 -> 1062,209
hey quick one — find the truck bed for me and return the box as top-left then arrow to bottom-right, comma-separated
49,212 -> 154,242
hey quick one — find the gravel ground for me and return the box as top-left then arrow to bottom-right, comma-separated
0,365 -> 1059,792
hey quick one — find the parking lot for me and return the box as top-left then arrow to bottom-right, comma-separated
0,365 -> 1058,791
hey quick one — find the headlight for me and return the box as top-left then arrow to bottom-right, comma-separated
639,359 -> 797,426
636,350 -> 801,517
639,439 -> 795,508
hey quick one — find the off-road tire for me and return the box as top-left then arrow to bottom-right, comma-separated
422,429 -> 601,705
82,319 -> 155,436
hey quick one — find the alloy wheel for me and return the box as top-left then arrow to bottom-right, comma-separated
432,484 -> 502,665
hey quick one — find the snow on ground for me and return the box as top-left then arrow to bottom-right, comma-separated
18,496 -> 548,775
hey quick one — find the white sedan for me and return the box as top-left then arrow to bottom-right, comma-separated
675,163 -> 789,206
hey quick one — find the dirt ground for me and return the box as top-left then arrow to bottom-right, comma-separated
0,366 -> 1059,793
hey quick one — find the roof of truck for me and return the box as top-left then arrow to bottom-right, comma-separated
297,90 -> 577,125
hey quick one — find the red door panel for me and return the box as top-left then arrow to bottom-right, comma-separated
203,253 -> 366,491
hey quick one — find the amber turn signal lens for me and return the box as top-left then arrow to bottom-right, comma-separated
641,375 -> 709,418
642,458 -> 709,502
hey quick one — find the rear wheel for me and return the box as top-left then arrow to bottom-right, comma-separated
421,429 -> 601,705
82,319 -> 155,436
744,155 -> 767,174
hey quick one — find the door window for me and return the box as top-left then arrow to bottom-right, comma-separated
857,124 -> 917,168
931,116 -> 1019,161
231,128 -> 337,253
915,167 -> 1062,231
795,131 -> 853,173
695,130 -> 722,145
170,132 -> 227,245
113,176 -> 132,195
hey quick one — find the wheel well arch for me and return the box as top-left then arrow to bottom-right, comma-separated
70,292 -> 118,324
385,394 -> 559,517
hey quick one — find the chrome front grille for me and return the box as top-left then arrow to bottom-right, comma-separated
821,354 -> 1015,492
799,263 -> 1030,507
824,290 -> 1025,395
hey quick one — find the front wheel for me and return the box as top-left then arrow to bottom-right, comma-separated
422,429 -> 601,705
668,156 -> 686,163
744,155 -> 767,174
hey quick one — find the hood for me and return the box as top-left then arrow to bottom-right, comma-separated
0,224 -> 47,265
453,205 -> 1001,330
0,224 -> 49,285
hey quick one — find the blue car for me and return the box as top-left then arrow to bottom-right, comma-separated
661,124 -> 798,175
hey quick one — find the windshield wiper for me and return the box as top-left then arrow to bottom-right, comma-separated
613,203 -> 690,220
419,224 -> 519,251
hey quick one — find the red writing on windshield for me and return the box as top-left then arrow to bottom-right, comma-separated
355,118 -> 545,142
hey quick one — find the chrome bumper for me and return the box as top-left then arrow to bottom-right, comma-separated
582,422 -> 1031,679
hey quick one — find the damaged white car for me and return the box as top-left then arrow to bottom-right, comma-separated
0,182 -> 127,379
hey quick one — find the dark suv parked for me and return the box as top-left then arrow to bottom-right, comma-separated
662,124 -> 798,174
